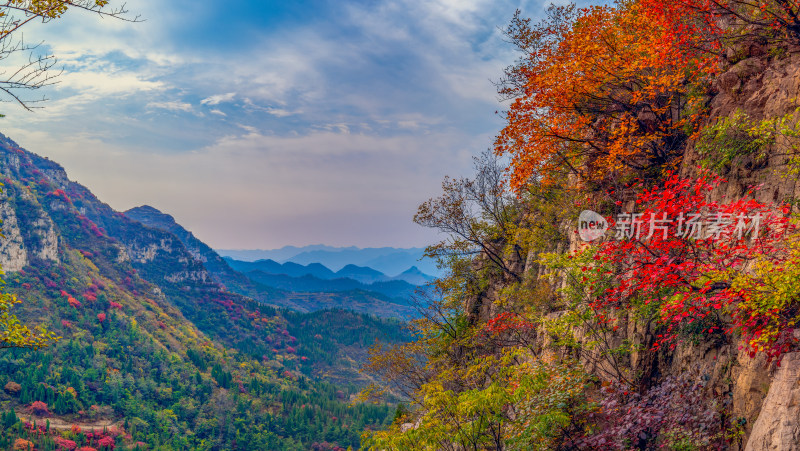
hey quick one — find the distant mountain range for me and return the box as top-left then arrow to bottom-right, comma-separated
218,245 -> 443,277
120,207 -> 422,316
224,257 -> 435,299
219,245 -> 346,263
225,258 -> 434,284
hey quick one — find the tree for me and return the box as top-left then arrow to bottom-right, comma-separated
562,173 -> 798,361
494,3 -> 717,189
414,150 -> 524,282
0,0 -> 137,111
643,0 -> 800,45
0,266 -> 58,349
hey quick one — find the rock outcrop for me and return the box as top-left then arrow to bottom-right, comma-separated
746,352 -> 800,450
0,193 -> 27,272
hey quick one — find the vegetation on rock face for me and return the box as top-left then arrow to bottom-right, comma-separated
0,267 -> 58,351
579,173 -> 796,360
361,0 -> 800,449
696,109 -> 800,173
4,0 -> 800,450
494,1 -> 716,189
0,185 -> 58,351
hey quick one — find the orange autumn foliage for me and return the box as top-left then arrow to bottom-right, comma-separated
648,0 -> 800,45
495,1 -> 719,189
12,439 -> 32,451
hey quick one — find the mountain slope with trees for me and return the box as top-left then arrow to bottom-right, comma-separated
362,1 -> 800,450
0,134 -> 410,449
122,205 -> 420,318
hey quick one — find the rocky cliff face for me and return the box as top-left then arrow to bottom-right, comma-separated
682,44 -> 800,450
0,150 -> 60,272
124,205 -> 250,285
470,44 -> 800,450
0,192 -> 29,272
0,137 -> 218,290
123,204 -> 294,308
683,47 -> 800,204
0,133 -> 296,360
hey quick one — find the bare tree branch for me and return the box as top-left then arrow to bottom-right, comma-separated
0,0 -> 139,111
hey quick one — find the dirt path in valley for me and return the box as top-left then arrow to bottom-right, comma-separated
14,410 -> 121,431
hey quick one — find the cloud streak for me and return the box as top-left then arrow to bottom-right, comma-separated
201,92 -> 236,105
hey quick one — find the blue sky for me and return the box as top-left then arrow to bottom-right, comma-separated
1,0 -> 562,249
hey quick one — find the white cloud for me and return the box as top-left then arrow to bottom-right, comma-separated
0,0 -> 531,248
316,123 -> 351,134
424,0 -> 490,31
241,98 -> 299,117
57,69 -> 164,95
236,124 -> 259,134
147,101 -> 194,112
266,107 -> 295,117
200,92 -> 236,106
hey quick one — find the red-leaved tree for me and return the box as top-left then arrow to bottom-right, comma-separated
591,173 -> 795,360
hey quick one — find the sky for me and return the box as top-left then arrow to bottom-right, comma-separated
0,0 -> 564,249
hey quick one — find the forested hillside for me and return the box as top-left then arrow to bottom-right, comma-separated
0,136 -> 409,449
362,1 -> 800,450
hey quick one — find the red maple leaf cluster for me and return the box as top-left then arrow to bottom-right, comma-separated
591,174 -> 795,359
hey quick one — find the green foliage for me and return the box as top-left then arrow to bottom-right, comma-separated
0,185 -> 58,351
0,283 -> 58,351
729,238 -> 800,356
696,109 -> 800,173
0,257 -> 397,449
538,247 -> 648,385
358,4 -> 800,451
504,359 -> 594,450
362,351 -> 592,451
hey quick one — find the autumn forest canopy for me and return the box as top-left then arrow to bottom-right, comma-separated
362,0 -> 800,449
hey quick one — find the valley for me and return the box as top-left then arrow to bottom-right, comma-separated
0,135 -> 416,449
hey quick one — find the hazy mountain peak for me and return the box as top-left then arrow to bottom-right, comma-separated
128,205 -> 162,213
124,204 -> 246,283
217,245 -> 441,276
125,205 -> 177,224
393,266 -> 435,285
338,263 -> 382,273
335,264 -> 387,283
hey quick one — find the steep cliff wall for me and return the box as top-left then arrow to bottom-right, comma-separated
466,44 -> 800,450
681,43 -> 800,450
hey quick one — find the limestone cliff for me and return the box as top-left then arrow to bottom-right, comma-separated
681,42 -> 800,450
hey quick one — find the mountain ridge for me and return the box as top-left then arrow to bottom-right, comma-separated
223,256 -> 434,300
124,204 -> 419,317
218,245 -> 442,276
0,132 -> 408,448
